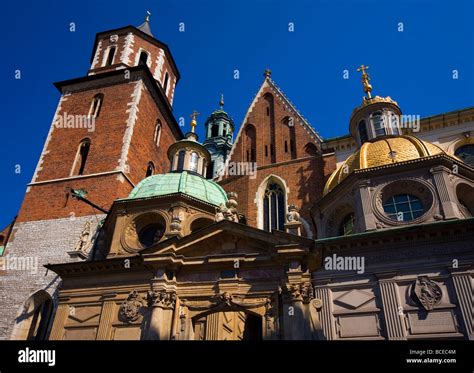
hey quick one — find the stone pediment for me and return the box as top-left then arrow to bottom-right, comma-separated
141,220 -> 313,259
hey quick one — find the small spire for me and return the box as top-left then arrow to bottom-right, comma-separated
357,64 -> 372,99
219,94 -> 225,109
190,111 -> 200,133
145,10 -> 151,23
264,68 -> 272,78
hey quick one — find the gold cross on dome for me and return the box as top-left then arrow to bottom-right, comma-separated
357,64 -> 373,99
190,111 -> 200,132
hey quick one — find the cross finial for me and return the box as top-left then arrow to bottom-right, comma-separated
190,110 -> 200,133
219,93 -> 225,109
264,68 -> 272,78
357,64 -> 372,99
145,10 -> 151,23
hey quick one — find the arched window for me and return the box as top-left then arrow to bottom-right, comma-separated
245,124 -> 257,162
12,290 -> 53,341
189,152 -> 199,173
88,94 -> 103,118
372,112 -> 386,137
211,124 -> 219,137
138,51 -> 149,66
263,183 -> 285,232
163,72 -> 170,93
71,139 -> 91,176
339,213 -> 355,236
154,120 -> 162,147
358,120 -> 368,143
383,194 -> 425,222
304,143 -> 318,157
105,46 -> 116,66
176,150 -> 186,171
146,162 -> 155,177
455,144 -> 474,167
138,223 -> 164,248
390,112 -> 400,135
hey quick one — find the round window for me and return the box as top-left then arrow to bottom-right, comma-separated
138,224 -> 163,248
383,194 -> 425,222
454,144 -> 474,167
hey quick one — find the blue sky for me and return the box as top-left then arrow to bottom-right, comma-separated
0,0 -> 473,228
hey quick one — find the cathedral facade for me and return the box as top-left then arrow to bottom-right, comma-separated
0,17 -> 473,341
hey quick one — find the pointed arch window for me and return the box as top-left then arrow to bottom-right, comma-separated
263,183 -> 285,232
146,162 -> 155,177
71,139 -> 91,176
88,94 -> 103,118
154,120 -> 162,147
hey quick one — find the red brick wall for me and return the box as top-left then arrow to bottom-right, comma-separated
90,30 -> 177,103
220,83 -> 337,236
17,78 -> 180,222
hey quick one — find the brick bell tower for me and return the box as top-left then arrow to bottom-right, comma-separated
1,14 -> 183,340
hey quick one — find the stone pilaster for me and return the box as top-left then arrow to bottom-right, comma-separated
96,301 -> 115,340
355,180 -> 376,231
452,273 -> 473,340
378,277 -> 407,340
48,304 -> 69,340
430,166 -> 459,219
314,286 -> 335,340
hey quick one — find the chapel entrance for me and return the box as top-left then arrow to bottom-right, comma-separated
193,311 -> 262,340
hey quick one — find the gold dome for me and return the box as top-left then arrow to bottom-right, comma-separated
323,135 -> 446,195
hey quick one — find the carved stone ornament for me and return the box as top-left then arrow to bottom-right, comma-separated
411,276 -> 442,311
286,204 -> 301,223
73,220 -> 94,258
109,34 -> 119,43
283,283 -> 314,303
119,290 -> 144,323
147,290 -> 177,309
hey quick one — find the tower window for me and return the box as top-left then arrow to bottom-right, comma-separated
263,183 -> 285,232
372,112 -> 387,137
138,51 -> 149,66
265,145 -> 268,157
106,46 -> 116,66
211,124 -> 219,137
358,120 -> 368,143
266,107 -> 270,116
163,72 -> 169,93
146,162 -> 155,177
176,150 -> 185,171
72,139 -> 91,176
189,152 -> 199,173
154,120 -> 162,147
285,141 -> 288,153
390,113 -> 400,135
88,94 -> 103,118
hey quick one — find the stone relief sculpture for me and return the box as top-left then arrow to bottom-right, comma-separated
411,276 -> 443,311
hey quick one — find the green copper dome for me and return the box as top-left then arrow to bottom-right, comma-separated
127,171 -> 227,206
